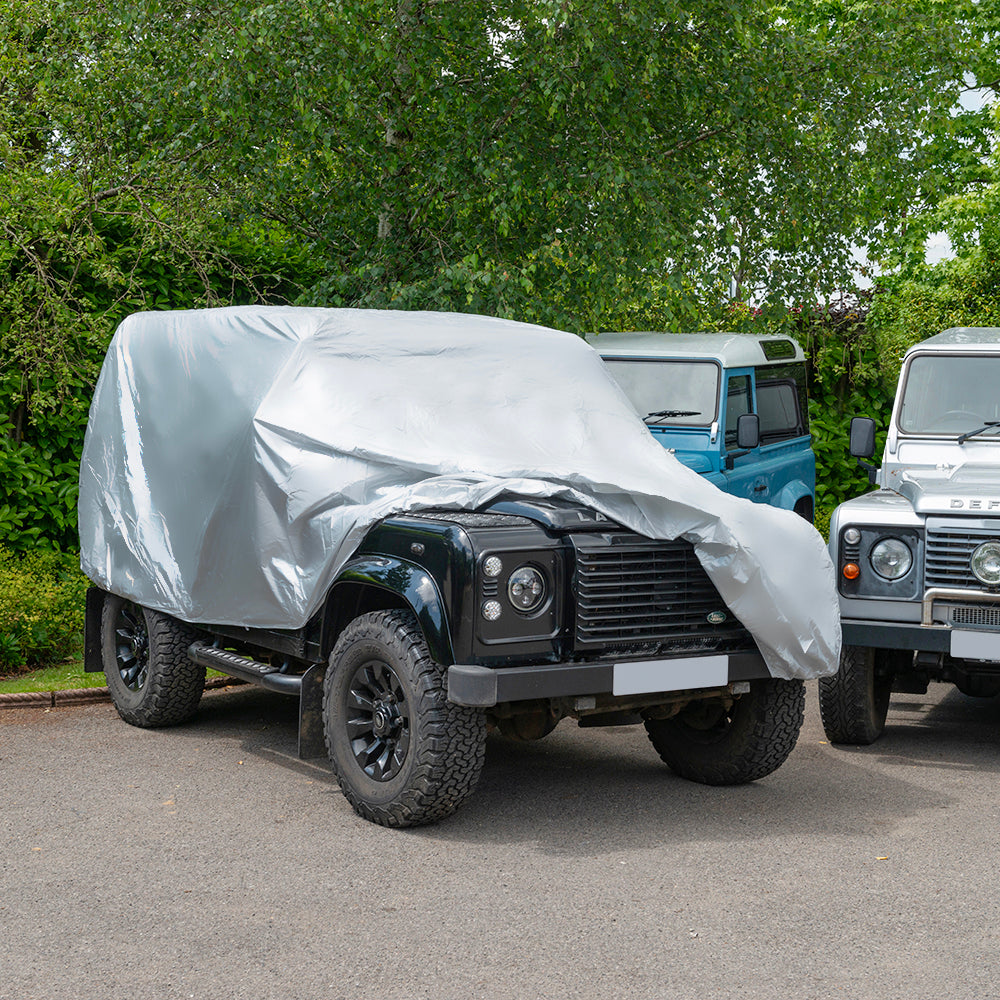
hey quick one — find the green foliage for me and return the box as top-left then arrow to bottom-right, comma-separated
869,253 -> 1000,381
0,0 -> 315,550
0,420 -> 83,551
813,506 -> 833,543
0,547 -> 89,673
867,111 -> 1000,370
189,0 -> 997,322
870,229 -> 1000,377
791,299 -> 894,511
0,0 -> 995,552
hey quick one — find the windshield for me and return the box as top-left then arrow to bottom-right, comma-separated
601,359 -> 719,426
898,354 -> 1000,435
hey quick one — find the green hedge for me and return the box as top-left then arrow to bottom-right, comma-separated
0,547 -> 89,673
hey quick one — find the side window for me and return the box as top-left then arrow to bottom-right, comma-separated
757,379 -> 805,443
757,361 -> 809,441
724,375 -> 752,448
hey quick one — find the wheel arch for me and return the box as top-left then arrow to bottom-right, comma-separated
323,557 -> 454,665
774,480 -> 815,521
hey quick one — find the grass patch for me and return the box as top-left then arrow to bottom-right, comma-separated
0,659 -> 104,694
0,660 -> 231,694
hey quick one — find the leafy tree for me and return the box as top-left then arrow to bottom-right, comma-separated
865,107 -> 1000,377
0,0 -> 313,549
180,0 -> 997,324
2,0 -> 998,549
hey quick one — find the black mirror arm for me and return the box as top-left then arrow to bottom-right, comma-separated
857,458 -> 879,485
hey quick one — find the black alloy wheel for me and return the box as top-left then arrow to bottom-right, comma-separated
644,677 -> 805,785
111,599 -> 150,692
345,659 -> 412,782
323,609 -> 487,827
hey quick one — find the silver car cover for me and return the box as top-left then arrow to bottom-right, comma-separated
78,306 -> 840,679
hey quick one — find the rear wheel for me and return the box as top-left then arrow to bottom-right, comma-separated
323,610 -> 487,827
644,678 -> 805,785
794,497 -> 814,523
818,645 -> 894,744
101,594 -> 205,727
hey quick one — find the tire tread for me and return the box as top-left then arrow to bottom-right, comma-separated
324,609 -> 486,828
818,645 -> 889,745
102,597 -> 205,728
645,678 -> 805,785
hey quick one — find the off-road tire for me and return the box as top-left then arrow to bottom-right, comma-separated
818,644 -> 893,745
323,609 -> 487,828
644,678 -> 805,785
101,594 -> 206,727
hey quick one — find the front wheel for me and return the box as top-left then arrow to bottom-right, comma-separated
818,645 -> 894,744
101,594 -> 206,727
323,610 -> 487,828
644,678 -> 805,785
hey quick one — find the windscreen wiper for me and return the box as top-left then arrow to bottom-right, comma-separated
958,420 -> 1000,444
644,409 -> 700,424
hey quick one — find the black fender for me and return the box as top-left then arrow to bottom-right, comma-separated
328,556 -> 455,665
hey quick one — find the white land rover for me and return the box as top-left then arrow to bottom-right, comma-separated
821,327 -> 1000,743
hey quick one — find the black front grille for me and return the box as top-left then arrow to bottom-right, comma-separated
926,522 -> 1000,589
572,533 -> 753,653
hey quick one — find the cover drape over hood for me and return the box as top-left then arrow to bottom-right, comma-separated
79,306 -> 841,679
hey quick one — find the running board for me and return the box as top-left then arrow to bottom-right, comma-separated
187,642 -> 328,760
188,642 -> 302,695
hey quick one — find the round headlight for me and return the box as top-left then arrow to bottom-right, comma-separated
870,538 -> 912,580
507,565 -> 547,613
971,541 -> 1000,586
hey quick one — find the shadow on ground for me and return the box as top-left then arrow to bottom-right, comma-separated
163,680 -> 1000,856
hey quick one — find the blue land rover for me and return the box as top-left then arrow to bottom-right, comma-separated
588,333 -> 816,521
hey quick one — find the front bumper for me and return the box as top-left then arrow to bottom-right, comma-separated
447,651 -> 769,708
843,586 -> 1000,654
841,619 -> 951,652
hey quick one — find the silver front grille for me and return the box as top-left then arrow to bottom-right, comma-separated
925,521 -> 1000,589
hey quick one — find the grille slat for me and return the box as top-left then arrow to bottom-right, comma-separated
572,533 -> 753,652
577,584 -> 718,600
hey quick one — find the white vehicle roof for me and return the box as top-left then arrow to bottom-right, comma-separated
585,331 -> 804,368
905,327 -> 1000,355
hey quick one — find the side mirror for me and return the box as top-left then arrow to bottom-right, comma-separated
736,412 -> 760,450
849,417 -> 877,459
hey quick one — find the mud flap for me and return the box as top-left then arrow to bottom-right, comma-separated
298,661 -> 328,759
84,587 -> 107,672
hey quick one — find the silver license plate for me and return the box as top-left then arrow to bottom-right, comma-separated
950,629 -> 1000,661
612,655 -> 729,696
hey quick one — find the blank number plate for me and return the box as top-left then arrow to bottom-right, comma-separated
950,629 -> 1000,661
612,655 -> 729,696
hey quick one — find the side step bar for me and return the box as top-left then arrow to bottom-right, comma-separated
187,642 -> 329,760
188,642 -> 302,694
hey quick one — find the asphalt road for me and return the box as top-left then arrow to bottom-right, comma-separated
3,681 -> 1000,1000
